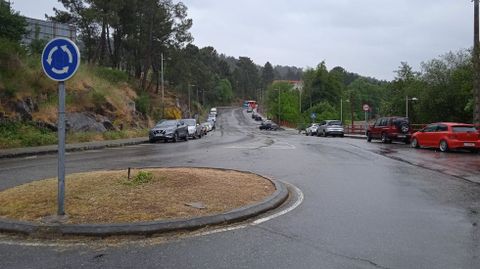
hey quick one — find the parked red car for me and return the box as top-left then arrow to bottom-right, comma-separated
367,116 -> 411,144
411,122 -> 480,153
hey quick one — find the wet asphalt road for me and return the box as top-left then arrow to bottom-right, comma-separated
1,107 -> 480,269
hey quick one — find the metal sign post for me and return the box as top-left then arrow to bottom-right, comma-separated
363,104 -> 370,136
41,38 -> 80,216
57,81 -> 66,215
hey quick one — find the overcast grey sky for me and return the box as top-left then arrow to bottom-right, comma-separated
12,0 -> 474,81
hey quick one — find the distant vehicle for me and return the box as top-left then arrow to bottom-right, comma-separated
183,118 -> 203,139
317,120 -> 344,137
254,114 -> 262,121
411,122 -> 480,153
149,120 -> 189,143
210,107 -> 217,117
200,122 -> 211,134
305,123 -> 319,136
259,120 -> 279,131
247,106 -> 253,113
367,116 -> 411,144
243,100 -> 257,109
207,114 -> 216,130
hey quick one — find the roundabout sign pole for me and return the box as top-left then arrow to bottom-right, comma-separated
41,38 -> 80,216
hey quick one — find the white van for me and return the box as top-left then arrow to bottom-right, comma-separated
210,107 -> 217,116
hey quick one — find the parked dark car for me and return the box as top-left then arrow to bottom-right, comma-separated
259,120 -> 279,130
254,114 -> 263,121
149,120 -> 189,143
411,122 -> 480,152
367,116 -> 411,144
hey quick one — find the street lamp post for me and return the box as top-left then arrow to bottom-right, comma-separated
299,89 -> 302,114
161,53 -> 165,116
406,96 -> 418,118
340,98 -> 350,123
189,84 -> 195,117
274,88 -> 281,123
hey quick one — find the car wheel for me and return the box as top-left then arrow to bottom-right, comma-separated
172,133 -> 178,143
340,133 -> 344,138
149,138 -> 155,143
439,140 -> 449,152
381,133 -> 389,144
367,132 -> 372,142
411,138 -> 420,148
469,148 -> 478,154
323,131 -> 327,137
184,134 -> 189,141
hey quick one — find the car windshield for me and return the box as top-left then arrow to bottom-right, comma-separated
156,120 -> 177,127
452,126 -> 477,133
184,119 -> 196,126
328,121 -> 342,126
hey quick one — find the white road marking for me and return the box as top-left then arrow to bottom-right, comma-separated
24,156 -> 37,160
193,183 -> 304,237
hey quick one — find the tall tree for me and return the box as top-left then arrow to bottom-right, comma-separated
234,57 -> 260,99
261,62 -> 274,87
0,1 -> 27,42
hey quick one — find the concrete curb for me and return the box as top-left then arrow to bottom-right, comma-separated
0,137 -> 149,159
344,134 -> 366,140
0,169 -> 288,237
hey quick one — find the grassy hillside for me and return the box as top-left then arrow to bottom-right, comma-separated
0,40 -> 183,149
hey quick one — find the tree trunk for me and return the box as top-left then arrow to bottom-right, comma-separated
474,0 -> 480,125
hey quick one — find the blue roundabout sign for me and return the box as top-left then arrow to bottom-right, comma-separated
41,37 -> 80,81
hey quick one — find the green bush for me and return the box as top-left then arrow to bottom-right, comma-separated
95,67 -> 129,84
91,91 -> 107,109
135,93 -> 150,115
124,171 -> 154,186
0,121 -> 57,148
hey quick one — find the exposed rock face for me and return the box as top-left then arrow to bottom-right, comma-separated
66,112 -> 116,133
13,98 -> 38,121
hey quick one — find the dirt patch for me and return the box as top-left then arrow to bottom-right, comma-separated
0,168 -> 275,224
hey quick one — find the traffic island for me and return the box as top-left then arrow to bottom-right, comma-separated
0,167 -> 288,237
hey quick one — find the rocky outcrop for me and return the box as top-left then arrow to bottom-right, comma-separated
66,112 -> 116,133
12,97 -> 38,121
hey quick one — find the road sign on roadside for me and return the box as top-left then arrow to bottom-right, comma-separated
363,104 -> 370,111
41,38 -> 80,81
41,37 -> 80,216
311,112 -> 317,120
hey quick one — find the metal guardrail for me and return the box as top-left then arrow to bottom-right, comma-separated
276,121 -> 432,135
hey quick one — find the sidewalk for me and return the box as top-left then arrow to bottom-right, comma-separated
0,137 -> 149,159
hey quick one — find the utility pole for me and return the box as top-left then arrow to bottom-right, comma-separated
188,84 -> 191,117
277,89 -> 281,124
161,53 -> 165,117
474,0 -> 480,125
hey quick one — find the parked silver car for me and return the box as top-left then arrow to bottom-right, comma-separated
316,120 -> 345,137
183,118 -> 203,139
305,123 -> 319,136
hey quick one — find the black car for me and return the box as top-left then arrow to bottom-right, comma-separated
254,114 -> 262,121
149,120 -> 189,143
259,120 -> 279,130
